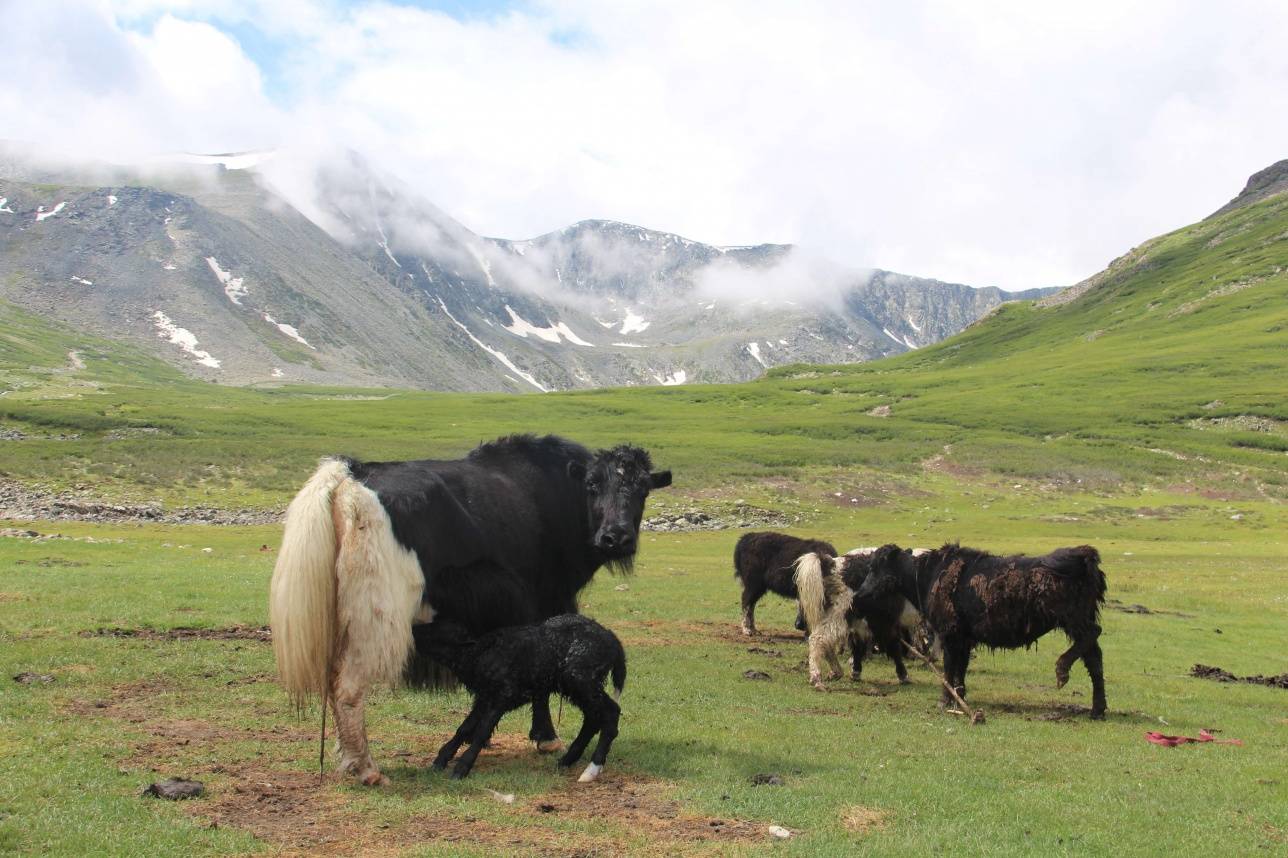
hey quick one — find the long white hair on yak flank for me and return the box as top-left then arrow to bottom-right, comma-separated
269,458 -> 423,710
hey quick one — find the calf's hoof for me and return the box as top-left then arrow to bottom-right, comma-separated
1089,708 -> 1107,721
536,739 -> 565,754
1055,669 -> 1070,689
898,675 -> 911,685
360,771 -> 390,787
577,763 -> 603,783
449,769 -> 469,780
850,672 -> 862,682
810,680 -> 829,693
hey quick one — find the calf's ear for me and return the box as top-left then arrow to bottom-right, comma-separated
567,461 -> 587,482
649,470 -> 672,489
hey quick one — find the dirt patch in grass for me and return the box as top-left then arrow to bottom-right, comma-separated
77,679 -> 769,856
840,804 -> 892,835
528,774 -> 761,848
1190,664 -> 1288,690
80,625 -> 272,642
690,620 -> 804,646
1105,599 -> 1193,618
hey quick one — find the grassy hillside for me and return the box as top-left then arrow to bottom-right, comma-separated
2,186 -> 1286,510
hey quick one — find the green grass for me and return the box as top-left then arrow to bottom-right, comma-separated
1,177 -> 1286,855
1,501 -> 1285,856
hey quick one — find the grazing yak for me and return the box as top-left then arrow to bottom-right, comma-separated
269,434 -> 670,785
733,531 -> 837,636
855,543 -> 1108,718
793,548 -> 924,689
413,615 -> 626,783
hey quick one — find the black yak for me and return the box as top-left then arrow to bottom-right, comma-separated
733,531 -> 837,636
269,434 -> 669,785
856,543 -> 1108,718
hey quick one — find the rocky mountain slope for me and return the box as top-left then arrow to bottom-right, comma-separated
0,146 -> 1054,392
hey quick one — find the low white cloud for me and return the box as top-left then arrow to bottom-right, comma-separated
4,0 -> 1288,290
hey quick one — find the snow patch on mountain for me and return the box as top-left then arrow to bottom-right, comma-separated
70,276 -> 93,286
151,311 -> 221,368
35,202 -> 66,222
502,306 -> 594,346
206,257 -> 248,305
747,342 -> 767,367
620,309 -> 650,334
436,297 -> 547,392
655,369 -> 687,385
0,197 -> 12,213
107,195 -> 118,206
262,312 -> 313,348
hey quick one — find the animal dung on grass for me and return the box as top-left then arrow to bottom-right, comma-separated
750,773 -> 784,786
13,672 -> 55,685
1190,664 -> 1288,689
142,778 -> 205,800
742,669 -> 772,681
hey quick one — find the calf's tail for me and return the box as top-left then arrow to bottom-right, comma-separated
610,643 -> 627,702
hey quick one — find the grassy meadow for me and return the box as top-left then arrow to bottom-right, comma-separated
1,186 -> 1287,855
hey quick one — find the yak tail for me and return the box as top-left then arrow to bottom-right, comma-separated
794,552 -> 829,634
610,645 -> 627,702
269,458 -> 351,710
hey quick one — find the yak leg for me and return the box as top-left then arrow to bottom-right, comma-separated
740,585 -> 765,636
578,695 -> 621,783
1080,627 -> 1107,719
529,694 -> 563,753
939,637 -> 971,710
849,631 -> 867,681
331,652 -> 386,786
806,631 -> 834,690
433,704 -> 483,770
886,630 -> 910,684
451,706 -> 505,779
1054,639 -> 1084,688
558,713 -> 601,771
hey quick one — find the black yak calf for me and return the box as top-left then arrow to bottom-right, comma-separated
794,548 -> 921,689
734,531 -> 837,636
413,614 -> 626,781
856,543 -> 1108,718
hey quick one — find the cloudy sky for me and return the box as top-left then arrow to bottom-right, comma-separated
4,0 -> 1288,290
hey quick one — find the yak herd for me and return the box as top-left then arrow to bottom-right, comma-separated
270,433 -> 1108,787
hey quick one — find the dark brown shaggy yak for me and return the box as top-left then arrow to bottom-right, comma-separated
855,543 -> 1108,718
733,531 -> 837,636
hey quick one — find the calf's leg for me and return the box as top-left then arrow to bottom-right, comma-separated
433,704 -> 483,770
578,695 -> 621,783
849,631 -> 867,681
451,706 -> 506,779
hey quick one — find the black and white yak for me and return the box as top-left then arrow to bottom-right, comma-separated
793,547 -> 925,690
413,614 -> 626,783
733,531 -> 837,636
855,543 -> 1108,718
268,434 -> 670,785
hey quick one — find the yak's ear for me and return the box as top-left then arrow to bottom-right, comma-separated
649,470 -> 672,489
567,461 -> 587,482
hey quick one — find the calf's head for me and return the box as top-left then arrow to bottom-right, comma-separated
571,444 -> 671,566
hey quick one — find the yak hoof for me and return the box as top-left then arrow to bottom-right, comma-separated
360,771 -> 390,787
741,627 -> 756,637
1055,670 -> 1070,689
577,763 -> 603,783
537,739 -> 565,754
1090,708 -> 1107,721
898,676 -> 911,685
810,680 -> 829,693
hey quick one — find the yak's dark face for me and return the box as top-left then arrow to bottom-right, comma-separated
571,445 -> 671,564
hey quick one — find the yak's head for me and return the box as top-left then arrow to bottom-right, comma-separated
854,543 -> 913,604
570,444 -> 671,567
